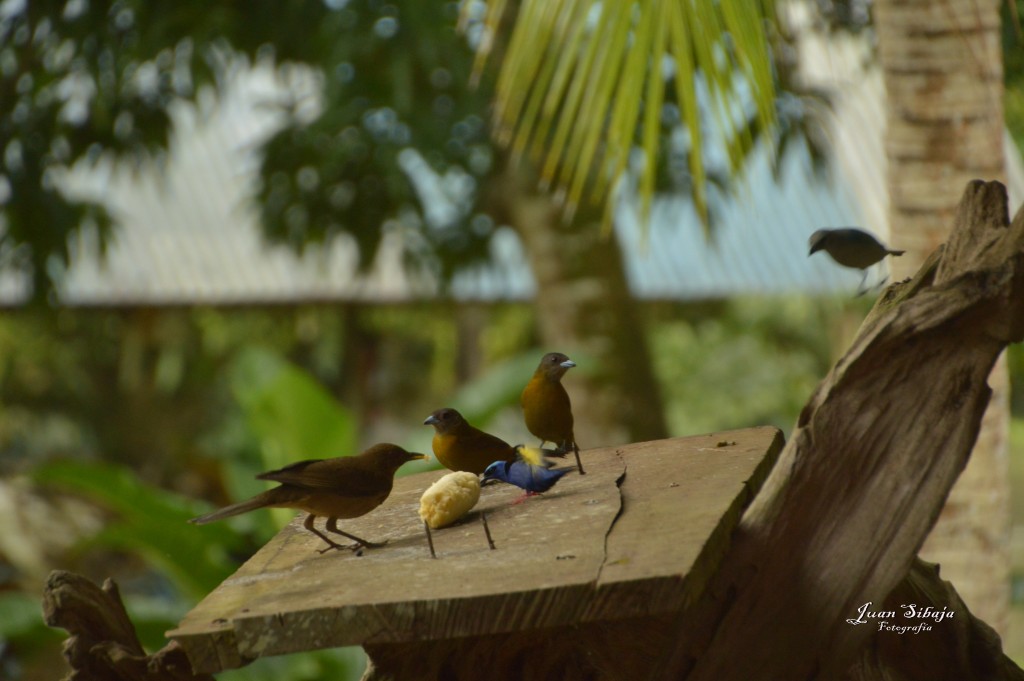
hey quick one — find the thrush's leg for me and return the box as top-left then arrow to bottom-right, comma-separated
302,514 -> 348,554
325,517 -> 388,549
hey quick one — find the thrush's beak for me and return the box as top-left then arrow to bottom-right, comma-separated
410,453 -> 429,461
423,415 -> 439,426
560,360 -> 576,369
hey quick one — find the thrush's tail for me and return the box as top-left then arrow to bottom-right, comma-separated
189,489 -> 279,525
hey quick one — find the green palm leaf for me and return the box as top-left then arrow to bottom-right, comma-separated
467,0 -> 778,233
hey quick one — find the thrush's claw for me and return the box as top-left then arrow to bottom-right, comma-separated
317,540 -> 347,554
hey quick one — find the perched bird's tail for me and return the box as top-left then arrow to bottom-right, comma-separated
188,490 -> 279,525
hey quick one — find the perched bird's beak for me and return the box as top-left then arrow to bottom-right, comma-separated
411,453 -> 430,461
808,229 -> 827,256
423,415 -> 439,426
560,360 -> 576,369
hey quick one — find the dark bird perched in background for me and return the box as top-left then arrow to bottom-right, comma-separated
481,454 -> 569,502
521,352 -> 585,474
423,407 -> 520,474
189,444 -> 427,553
808,227 -> 905,295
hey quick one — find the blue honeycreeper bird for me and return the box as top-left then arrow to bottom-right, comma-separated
481,459 -> 569,495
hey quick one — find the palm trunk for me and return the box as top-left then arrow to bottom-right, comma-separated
875,0 -> 1009,632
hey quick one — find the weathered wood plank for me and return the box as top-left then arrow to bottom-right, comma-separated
361,427 -> 783,681
169,427 -> 781,674
598,429 -> 780,601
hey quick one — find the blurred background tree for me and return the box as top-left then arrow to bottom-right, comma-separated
0,0 -> 799,451
871,0 -> 1010,633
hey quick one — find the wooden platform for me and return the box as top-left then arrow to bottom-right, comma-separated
168,427 -> 782,674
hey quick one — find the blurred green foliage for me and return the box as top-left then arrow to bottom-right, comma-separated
32,459 -> 242,601
227,346 -> 358,524
652,296 -> 866,435
14,342 -> 372,679
0,1 -> 497,302
0,591 -> 63,680
253,3 -> 498,281
448,351 -> 553,425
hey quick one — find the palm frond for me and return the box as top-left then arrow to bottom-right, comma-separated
465,0 -> 778,233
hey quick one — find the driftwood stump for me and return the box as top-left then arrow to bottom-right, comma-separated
654,181 -> 1024,680
43,570 -> 212,681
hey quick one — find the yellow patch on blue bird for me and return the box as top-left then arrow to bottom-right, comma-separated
515,445 -> 547,467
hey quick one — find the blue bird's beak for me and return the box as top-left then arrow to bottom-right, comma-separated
481,461 -> 504,485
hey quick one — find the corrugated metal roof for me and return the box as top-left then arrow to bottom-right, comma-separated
610,140 -> 867,299
4,15 -> 1022,306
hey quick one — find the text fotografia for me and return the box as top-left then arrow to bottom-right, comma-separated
846,602 -> 953,633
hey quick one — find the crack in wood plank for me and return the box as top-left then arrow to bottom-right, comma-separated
595,451 -> 629,587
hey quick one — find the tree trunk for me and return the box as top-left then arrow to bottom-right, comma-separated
484,160 -> 668,448
875,0 -> 1009,632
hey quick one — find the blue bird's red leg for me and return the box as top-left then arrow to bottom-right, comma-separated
512,491 -> 540,505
